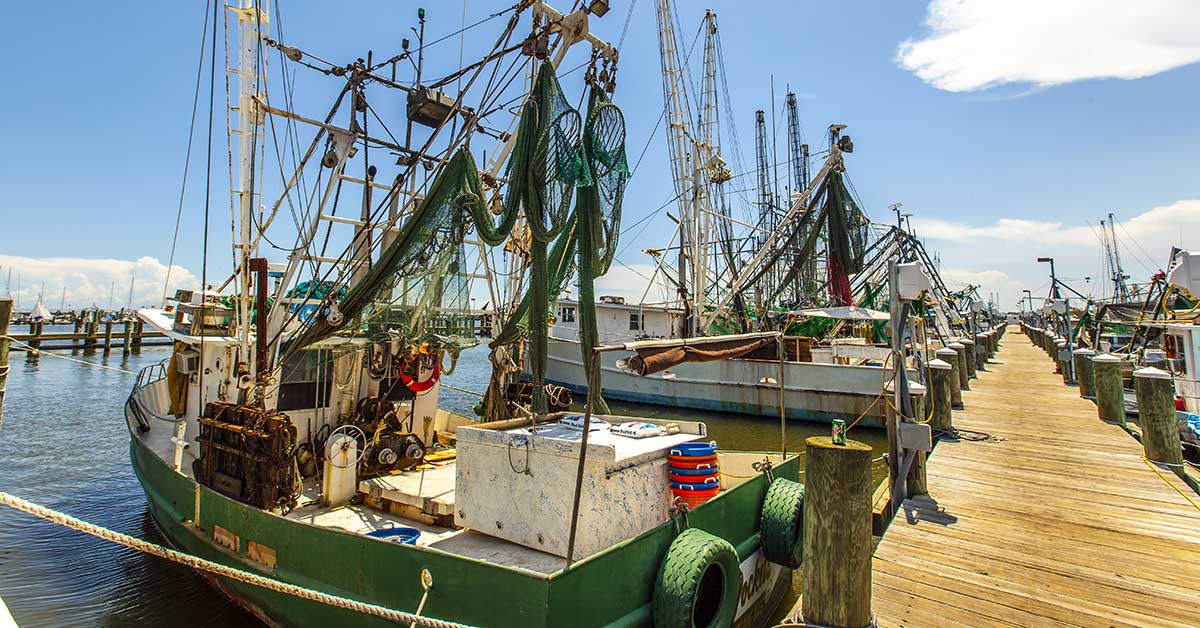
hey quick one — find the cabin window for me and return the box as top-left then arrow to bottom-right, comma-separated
629,313 -> 643,331
277,350 -> 333,411
560,306 -> 576,323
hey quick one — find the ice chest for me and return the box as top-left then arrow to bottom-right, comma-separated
454,415 -> 706,559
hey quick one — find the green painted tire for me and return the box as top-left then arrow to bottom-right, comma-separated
760,478 -> 805,568
652,528 -> 741,628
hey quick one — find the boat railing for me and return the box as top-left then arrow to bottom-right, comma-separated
127,359 -> 174,432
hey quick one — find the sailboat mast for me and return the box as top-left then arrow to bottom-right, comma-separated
1107,212 -> 1130,301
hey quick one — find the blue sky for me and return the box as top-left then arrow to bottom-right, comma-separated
2,0 -> 1198,309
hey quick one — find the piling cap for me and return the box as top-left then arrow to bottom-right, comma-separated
947,342 -> 965,349
1133,366 -> 1171,380
961,338 -> 975,346
1073,347 -> 1095,356
928,358 -> 952,370
884,382 -> 927,394
935,347 -> 958,358
1092,353 -> 1122,363
1055,339 -> 1067,347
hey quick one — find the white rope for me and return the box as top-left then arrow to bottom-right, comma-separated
3,336 -> 137,375
0,491 -> 477,628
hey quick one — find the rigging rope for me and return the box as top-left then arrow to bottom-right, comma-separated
1,337 -> 137,375
0,491 -> 477,628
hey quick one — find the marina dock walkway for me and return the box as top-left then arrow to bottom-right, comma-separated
869,327 -> 1200,627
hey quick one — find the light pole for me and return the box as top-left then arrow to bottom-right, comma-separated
1038,257 -> 1059,299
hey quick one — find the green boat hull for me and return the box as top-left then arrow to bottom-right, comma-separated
128,412 -> 797,628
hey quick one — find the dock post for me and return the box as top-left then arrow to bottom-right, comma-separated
928,358 -> 953,431
949,341 -> 970,390
103,320 -> 114,354
122,321 -> 133,355
801,436 -> 873,628
1073,348 -> 1096,399
1134,367 -> 1184,476
1093,353 -> 1125,424
961,338 -> 977,378
936,347 -> 963,408
1056,340 -> 1072,384
133,320 -> 144,349
906,383 -> 928,496
86,311 -> 100,351
29,321 -> 43,351
0,299 -> 11,427
974,336 -> 988,371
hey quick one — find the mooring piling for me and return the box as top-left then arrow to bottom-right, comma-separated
961,338 -> 977,379
928,358 -> 953,431
1073,347 -> 1096,399
1092,353 -> 1125,424
801,436 -> 873,628
1133,367 -> 1185,476
936,347 -> 963,408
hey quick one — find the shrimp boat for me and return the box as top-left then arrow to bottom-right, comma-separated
538,2 -> 970,427
124,3 -> 800,627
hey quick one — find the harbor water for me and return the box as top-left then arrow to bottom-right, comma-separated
0,338 -> 887,627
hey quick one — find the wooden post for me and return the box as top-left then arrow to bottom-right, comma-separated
1073,348 -> 1096,399
1134,367 -> 1184,475
948,341 -> 969,390
1056,340 -> 1070,383
29,321 -> 43,351
0,299 -> 11,428
802,436 -> 873,628
1093,353 -> 1125,424
961,338 -> 977,378
936,347 -> 963,408
122,321 -> 134,355
974,337 -> 987,371
906,383 -> 928,496
928,358 -> 953,431
133,320 -> 144,348
103,320 -> 114,354
86,310 -> 100,351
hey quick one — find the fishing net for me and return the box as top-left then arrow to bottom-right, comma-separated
573,86 -> 629,414
284,147 -> 486,355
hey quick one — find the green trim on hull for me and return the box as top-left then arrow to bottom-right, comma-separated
128,412 -> 797,627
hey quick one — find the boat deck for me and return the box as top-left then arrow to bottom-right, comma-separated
133,418 -> 568,575
866,328 -> 1200,627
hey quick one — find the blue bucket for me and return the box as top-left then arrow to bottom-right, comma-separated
669,441 -> 718,457
366,527 -> 421,545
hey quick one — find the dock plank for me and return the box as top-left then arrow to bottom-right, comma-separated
788,327 -> 1200,627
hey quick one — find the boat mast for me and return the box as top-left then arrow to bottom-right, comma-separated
1107,212 -> 1131,301
230,0 -> 269,370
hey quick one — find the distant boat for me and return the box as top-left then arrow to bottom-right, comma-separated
30,295 -> 51,323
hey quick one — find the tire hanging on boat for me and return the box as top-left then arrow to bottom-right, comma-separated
759,478 -> 805,568
652,528 -> 741,628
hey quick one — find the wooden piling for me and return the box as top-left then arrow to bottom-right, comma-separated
928,358 -> 953,431
122,321 -> 133,355
103,320 -> 114,354
133,320 -> 144,348
1133,367 -> 1184,475
1093,353 -> 1125,424
974,336 -> 988,371
906,383 -> 928,496
801,436 -> 873,628
961,338 -> 977,378
1056,340 -> 1073,384
936,347 -> 963,408
949,341 -> 970,390
1073,347 -> 1096,399
29,321 -> 43,351
0,300 -> 11,427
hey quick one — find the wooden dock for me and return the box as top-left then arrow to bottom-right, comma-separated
864,327 -> 1200,627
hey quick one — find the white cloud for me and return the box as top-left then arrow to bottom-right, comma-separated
912,199 -> 1199,307
898,0 -> 1200,92
0,255 -> 199,312
594,263 -> 674,304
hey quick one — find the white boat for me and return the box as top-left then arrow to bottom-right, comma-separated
542,299 -> 898,427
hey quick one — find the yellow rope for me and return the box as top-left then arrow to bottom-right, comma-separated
0,491 -> 476,628
1141,457 -> 1200,513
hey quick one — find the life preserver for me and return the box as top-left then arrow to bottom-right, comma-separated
759,478 -> 805,568
652,528 -> 740,628
401,358 -> 440,394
